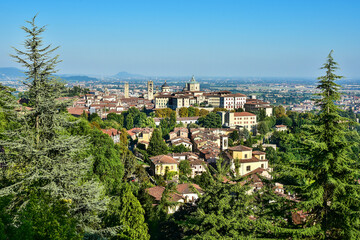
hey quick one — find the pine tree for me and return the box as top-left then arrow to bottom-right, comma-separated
0,16 -> 107,232
148,128 -> 168,156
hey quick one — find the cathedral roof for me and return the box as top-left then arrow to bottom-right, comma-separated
189,75 -> 198,83
162,80 -> 169,88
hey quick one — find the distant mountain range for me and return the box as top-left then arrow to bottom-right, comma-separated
59,75 -> 99,82
0,67 -> 151,82
0,67 -> 100,82
0,67 -> 26,79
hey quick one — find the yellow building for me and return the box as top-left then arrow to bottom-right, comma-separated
226,145 -> 268,176
150,155 -> 179,176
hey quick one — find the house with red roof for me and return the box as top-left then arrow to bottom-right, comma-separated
223,145 -> 269,177
150,155 -> 179,176
146,186 -> 184,214
101,128 -> 120,143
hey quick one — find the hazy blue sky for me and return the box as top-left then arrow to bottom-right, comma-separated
0,0 -> 359,78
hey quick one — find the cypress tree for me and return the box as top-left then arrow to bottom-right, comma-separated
103,184 -> 150,240
0,16 -> 107,232
147,128 -> 168,156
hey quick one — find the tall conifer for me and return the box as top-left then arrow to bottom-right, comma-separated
274,51 -> 360,239
0,16 -> 107,232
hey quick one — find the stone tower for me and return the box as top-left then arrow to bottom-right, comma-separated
147,80 -> 154,100
124,82 -> 129,98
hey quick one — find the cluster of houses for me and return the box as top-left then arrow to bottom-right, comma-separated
66,76 -> 272,123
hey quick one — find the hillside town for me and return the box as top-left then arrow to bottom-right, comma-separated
2,3 -> 360,238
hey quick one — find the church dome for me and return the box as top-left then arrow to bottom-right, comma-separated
162,80 -> 169,88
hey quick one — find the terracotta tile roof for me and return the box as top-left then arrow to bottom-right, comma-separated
228,145 -> 252,151
127,128 -> 141,136
275,125 -> 287,128
238,156 -> 267,163
172,139 -> 193,145
177,117 -> 199,121
189,159 -> 206,166
146,186 -> 183,202
101,128 -> 119,137
252,151 -> 266,155
223,93 -> 247,97
234,112 -> 256,117
242,167 -> 266,177
67,107 -> 88,116
176,183 -> 204,194
150,155 -> 179,165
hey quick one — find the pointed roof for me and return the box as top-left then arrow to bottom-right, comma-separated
161,80 -> 169,88
190,75 -> 198,83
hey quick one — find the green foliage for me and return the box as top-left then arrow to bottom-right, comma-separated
1,16 -> 107,233
148,128 -> 168,156
180,178 -> 255,239
89,113 -> 102,122
274,105 -> 287,118
179,107 -> 189,117
121,150 -> 137,181
171,144 -> 191,153
84,127 -> 125,192
103,184 -> 150,240
159,115 -> 175,138
155,108 -> 173,118
199,109 -> 209,116
179,160 -> 192,178
125,114 -> 134,130
257,121 -> 270,135
0,193 -> 81,240
274,51 -> 360,239
229,129 -> 239,142
107,113 -> 124,128
0,84 -> 18,132
198,112 -> 221,128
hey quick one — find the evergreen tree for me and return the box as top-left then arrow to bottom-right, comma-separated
257,121 -> 270,135
181,177 -> 255,239
103,184 -> 150,240
0,16 -> 107,232
179,160 -> 192,178
119,128 -> 128,147
277,51 -> 360,239
229,129 -> 239,142
148,128 -> 168,156
170,111 -> 177,128
125,113 -> 133,130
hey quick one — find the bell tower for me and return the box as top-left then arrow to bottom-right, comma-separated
147,81 -> 154,100
124,82 -> 129,98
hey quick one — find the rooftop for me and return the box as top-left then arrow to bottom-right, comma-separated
150,155 -> 179,165
228,145 -> 252,151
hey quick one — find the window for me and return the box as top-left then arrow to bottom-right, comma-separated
245,154 -> 248,158
171,166 -> 174,170
246,166 -> 251,171
261,164 -> 264,168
